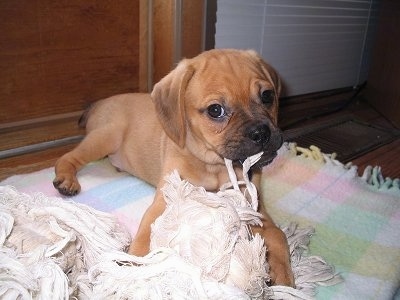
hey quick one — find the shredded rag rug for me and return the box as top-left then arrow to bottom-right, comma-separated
1,142 -> 400,299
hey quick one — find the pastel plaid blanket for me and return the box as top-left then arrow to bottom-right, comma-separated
2,143 -> 399,299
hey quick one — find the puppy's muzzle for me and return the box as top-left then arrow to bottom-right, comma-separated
247,124 -> 270,145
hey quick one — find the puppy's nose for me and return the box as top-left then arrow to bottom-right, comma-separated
247,124 -> 270,145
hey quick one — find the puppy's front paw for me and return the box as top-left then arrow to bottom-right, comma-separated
127,241 -> 149,257
269,262 -> 295,287
53,174 -> 81,196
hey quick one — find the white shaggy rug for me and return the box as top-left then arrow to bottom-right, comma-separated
1,157 -> 341,299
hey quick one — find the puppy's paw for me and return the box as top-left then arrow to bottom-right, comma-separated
53,174 -> 81,196
128,240 -> 150,257
269,263 -> 295,287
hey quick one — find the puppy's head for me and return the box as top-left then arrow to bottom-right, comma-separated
151,49 -> 283,168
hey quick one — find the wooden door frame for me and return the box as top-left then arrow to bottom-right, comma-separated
140,0 -> 207,91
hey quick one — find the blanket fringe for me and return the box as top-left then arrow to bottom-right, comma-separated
361,166 -> 400,192
280,224 -> 342,298
286,142 -> 400,194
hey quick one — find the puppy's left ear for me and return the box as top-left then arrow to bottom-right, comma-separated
151,60 -> 195,148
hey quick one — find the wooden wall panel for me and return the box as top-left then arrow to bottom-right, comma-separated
182,1 -> 205,59
139,0 -> 150,92
0,0 -> 139,124
152,0 -> 205,85
366,0 -> 400,128
152,0 -> 175,84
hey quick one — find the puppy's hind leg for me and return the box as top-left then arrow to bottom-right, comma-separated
53,127 -> 121,196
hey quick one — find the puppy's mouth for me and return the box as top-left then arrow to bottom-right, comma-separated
222,130 -> 283,169
224,144 -> 280,170
235,151 -> 278,169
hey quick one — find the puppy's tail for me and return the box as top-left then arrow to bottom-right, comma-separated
78,104 -> 93,128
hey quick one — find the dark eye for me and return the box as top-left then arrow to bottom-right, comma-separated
261,90 -> 274,106
207,104 -> 226,119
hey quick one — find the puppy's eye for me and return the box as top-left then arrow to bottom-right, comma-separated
207,104 -> 226,119
261,90 -> 274,106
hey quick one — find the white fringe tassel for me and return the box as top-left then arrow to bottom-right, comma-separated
0,186 -> 130,299
0,153 -> 341,299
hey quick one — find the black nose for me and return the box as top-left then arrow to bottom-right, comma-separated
247,124 -> 271,145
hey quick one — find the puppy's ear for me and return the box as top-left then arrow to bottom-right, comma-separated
151,60 -> 195,148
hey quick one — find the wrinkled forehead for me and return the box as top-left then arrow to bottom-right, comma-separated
194,51 -> 266,78
189,52 -> 274,100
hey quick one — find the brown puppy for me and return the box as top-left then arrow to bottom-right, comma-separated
53,49 -> 294,286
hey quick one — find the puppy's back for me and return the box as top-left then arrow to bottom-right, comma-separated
78,93 -> 156,133
78,104 -> 93,128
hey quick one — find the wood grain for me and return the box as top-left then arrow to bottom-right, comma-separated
152,0 -> 175,84
182,0 -> 205,58
0,114 -> 84,151
0,143 -> 79,181
0,0 -> 139,123
152,0 -> 205,84
352,139 -> 400,178
366,0 -> 400,127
